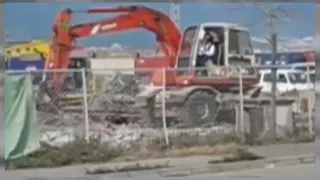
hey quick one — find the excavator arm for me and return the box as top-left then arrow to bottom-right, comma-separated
49,5 -> 181,87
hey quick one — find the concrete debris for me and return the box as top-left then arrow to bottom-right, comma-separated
38,121 -> 234,147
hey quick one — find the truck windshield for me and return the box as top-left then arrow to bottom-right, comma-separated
310,74 -> 315,83
288,73 -> 308,83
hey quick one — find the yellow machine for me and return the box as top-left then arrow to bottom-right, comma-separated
5,40 -> 50,60
5,40 -> 98,109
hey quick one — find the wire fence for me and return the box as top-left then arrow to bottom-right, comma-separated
5,65 -> 315,147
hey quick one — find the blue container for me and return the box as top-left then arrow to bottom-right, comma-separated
260,52 -> 306,66
6,57 -> 45,71
6,58 -> 46,84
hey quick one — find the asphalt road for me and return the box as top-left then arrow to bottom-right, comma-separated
4,163 -> 317,180
174,164 -> 317,180
104,153 -> 319,180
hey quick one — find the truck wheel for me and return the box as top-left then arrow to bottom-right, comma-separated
180,91 -> 219,127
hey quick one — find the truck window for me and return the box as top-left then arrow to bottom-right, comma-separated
310,74 -> 315,83
263,73 -> 272,82
277,74 -> 287,83
263,73 -> 287,83
288,73 -> 307,84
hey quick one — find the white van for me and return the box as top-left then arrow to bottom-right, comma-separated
289,62 -> 315,83
258,69 -> 314,94
289,62 -> 315,72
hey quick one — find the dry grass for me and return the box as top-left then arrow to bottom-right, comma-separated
6,133 -> 244,170
6,129 -> 311,170
208,148 -> 264,164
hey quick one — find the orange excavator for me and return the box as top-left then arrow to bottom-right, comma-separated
48,5 -> 262,127
48,5 -> 181,88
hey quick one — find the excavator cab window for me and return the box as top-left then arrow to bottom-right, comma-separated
193,26 -> 224,77
200,27 -> 224,65
229,29 -> 253,55
228,29 -> 256,66
228,28 -> 255,76
176,26 -> 197,76
176,25 -> 225,76
177,26 -> 197,66
177,25 -> 226,77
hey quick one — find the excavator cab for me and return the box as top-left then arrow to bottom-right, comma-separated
175,22 -> 258,88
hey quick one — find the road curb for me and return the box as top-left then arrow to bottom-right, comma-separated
160,154 -> 315,177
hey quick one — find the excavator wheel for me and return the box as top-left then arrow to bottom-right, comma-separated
180,91 -> 219,128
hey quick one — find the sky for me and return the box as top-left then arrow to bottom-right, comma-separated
4,2 -> 315,51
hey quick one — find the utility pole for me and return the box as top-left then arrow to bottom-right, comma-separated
268,15 -> 278,136
226,3 -> 297,137
257,4 -> 296,137
170,1 -> 180,30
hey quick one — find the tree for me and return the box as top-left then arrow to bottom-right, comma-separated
226,3 -> 297,49
226,3 -> 298,137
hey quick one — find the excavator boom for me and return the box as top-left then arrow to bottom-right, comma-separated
49,6 -> 181,87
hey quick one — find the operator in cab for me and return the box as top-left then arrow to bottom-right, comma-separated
196,31 -> 220,76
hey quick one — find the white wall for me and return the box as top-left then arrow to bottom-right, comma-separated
89,57 -> 135,75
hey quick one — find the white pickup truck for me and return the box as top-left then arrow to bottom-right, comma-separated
258,69 -> 314,94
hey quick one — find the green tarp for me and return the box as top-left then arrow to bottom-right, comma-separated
5,74 -> 40,160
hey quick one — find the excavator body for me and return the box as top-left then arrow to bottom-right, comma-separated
134,56 -> 172,76
136,22 -> 262,126
46,5 -> 262,126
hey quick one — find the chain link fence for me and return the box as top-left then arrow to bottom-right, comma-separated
5,65 -> 315,148
85,68 -> 167,147
6,69 -> 87,147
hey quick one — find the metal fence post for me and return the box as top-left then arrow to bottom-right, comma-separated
306,66 -> 313,135
308,93 -> 313,135
239,67 -> 244,133
81,68 -> 90,142
162,67 -> 169,146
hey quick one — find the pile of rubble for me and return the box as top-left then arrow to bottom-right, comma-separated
38,115 -> 233,147
35,72 -> 237,147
